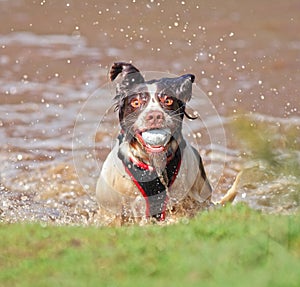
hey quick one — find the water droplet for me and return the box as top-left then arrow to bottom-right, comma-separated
9,86 -> 17,94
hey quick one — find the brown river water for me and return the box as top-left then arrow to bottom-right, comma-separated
0,0 -> 299,225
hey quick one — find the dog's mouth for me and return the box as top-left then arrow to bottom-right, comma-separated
135,128 -> 172,153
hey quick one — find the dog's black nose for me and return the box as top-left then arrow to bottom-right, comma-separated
146,110 -> 164,125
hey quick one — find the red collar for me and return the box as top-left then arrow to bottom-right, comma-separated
129,156 -> 154,171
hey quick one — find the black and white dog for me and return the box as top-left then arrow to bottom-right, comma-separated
96,62 -> 230,223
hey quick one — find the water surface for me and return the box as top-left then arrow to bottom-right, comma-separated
0,0 -> 299,224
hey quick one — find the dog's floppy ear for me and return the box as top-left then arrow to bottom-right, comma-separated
110,62 -> 145,101
176,74 -> 195,103
110,62 -> 142,81
110,62 -> 144,85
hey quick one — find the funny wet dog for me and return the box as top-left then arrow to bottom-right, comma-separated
96,62 -> 237,223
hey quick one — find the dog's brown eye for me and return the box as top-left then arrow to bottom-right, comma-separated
165,97 -> 173,106
130,97 -> 142,108
160,96 -> 173,106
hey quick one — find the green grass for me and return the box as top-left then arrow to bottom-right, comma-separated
1,205 -> 300,287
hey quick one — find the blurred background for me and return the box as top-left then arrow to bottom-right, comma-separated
0,0 -> 299,224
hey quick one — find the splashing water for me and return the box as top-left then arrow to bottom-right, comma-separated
0,0 -> 299,225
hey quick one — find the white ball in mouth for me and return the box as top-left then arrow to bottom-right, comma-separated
141,128 -> 171,146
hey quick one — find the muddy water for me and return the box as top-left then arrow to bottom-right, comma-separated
0,0 -> 299,225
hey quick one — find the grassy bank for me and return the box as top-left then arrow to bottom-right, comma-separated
1,205 -> 299,287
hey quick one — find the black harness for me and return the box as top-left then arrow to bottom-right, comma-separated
118,133 -> 186,220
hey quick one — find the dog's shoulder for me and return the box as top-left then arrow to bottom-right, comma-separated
96,142 -> 141,214
171,141 -> 212,202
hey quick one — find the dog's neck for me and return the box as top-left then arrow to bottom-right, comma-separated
117,130 -> 186,171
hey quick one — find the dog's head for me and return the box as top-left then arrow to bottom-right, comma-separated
110,62 -> 195,155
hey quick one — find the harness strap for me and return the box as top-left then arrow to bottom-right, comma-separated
118,132 -> 185,220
